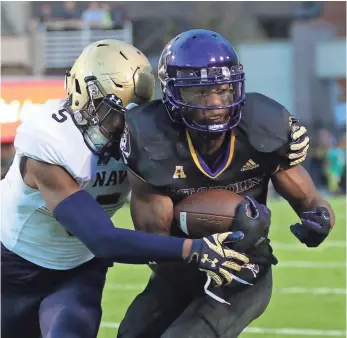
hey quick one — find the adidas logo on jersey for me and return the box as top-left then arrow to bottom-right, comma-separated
241,159 -> 259,172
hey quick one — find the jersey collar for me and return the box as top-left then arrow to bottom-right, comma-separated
186,129 -> 236,179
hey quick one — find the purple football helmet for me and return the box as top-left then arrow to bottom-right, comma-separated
158,29 -> 245,133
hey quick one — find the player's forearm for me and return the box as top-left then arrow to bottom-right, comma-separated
127,169 -> 174,235
272,166 -> 335,228
290,194 -> 335,229
132,214 -> 171,235
53,190 -> 191,264
94,227 -> 191,264
129,191 -> 194,274
130,194 -> 173,235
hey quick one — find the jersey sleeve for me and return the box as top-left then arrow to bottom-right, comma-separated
14,110 -> 91,185
121,100 -> 179,187
266,104 -> 295,171
241,93 -> 293,170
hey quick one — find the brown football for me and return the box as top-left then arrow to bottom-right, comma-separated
173,189 -> 245,238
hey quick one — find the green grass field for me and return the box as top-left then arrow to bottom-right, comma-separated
98,197 -> 346,338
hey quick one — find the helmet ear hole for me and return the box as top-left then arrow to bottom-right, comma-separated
93,98 -> 103,107
75,79 -> 81,94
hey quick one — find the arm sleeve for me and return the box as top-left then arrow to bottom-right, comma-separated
53,190 -> 185,264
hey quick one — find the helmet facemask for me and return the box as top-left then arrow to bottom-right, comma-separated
71,76 -> 126,158
163,65 -> 245,133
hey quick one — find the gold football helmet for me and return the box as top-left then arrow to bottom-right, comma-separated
64,39 -> 155,155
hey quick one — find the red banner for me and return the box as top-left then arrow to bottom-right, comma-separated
1,79 -> 65,142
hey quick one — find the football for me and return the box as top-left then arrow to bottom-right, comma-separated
173,189 -> 245,238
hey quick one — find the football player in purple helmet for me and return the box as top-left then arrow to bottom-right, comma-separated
118,29 -> 334,338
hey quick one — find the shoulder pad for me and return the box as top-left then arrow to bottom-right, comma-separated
15,103 -> 91,183
239,93 -> 292,153
122,100 -> 178,179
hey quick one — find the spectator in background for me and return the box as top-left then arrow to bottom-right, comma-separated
326,133 -> 346,195
110,2 -> 127,28
310,128 -> 335,190
101,3 -> 113,27
62,1 -> 80,20
82,2 -> 111,28
38,3 -> 53,24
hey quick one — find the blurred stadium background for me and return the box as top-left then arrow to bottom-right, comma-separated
1,1 -> 346,337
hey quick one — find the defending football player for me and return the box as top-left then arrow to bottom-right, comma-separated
118,30 -> 335,338
1,39 -> 255,338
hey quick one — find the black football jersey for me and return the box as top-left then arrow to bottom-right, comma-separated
121,93 -> 293,205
